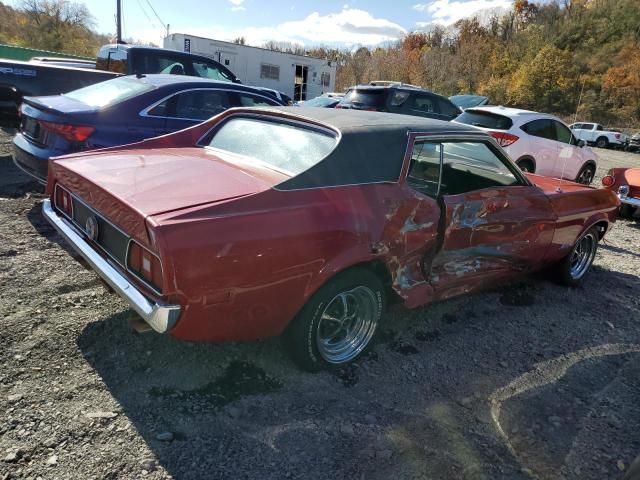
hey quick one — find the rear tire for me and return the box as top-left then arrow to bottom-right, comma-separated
555,227 -> 599,287
283,268 -> 385,372
620,204 -> 637,219
575,164 -> 595,185
516,158 -> 535,173
595,137 -> 608,149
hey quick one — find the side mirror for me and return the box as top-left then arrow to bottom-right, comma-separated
577,139 -> 586,148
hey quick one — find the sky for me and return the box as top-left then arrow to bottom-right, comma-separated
8,0 -> 515,48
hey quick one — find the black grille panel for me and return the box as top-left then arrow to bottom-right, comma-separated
71,198 -> 129,267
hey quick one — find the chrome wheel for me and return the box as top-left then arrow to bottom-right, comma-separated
316,286 -> 379,364
569,232 -> 597,280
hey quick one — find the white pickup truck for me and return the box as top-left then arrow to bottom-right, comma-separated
569,122 -> 629,149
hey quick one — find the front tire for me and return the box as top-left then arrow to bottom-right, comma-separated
556,227 -> 599,287
283,268 -> 385,372
575,163 -> 595,185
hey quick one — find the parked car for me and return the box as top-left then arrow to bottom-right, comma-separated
12,74 -> 282,183
42,107 -> 618,370
296,96 -> 341,108
454,106 -> 598,184
628,133 -> 640,152
257,87 -> 292,105
449,94 -> 489,110
602,168 -> 640,218
0,44 -> 240,127
569,122 -> 629,149
336,84 -> 461,121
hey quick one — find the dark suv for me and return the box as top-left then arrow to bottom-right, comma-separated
336,83 -> 461,121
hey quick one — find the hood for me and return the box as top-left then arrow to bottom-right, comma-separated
52,147 -> 290,217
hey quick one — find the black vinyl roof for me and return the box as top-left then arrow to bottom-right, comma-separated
245,107 -> 486,190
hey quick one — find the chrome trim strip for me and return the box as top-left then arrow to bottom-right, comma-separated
43,199 -> 180,333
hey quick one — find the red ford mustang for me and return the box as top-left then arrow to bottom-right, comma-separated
43,107 -> 619,370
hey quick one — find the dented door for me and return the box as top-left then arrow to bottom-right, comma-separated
423,140 -> 557,299
429,186 -> 556,298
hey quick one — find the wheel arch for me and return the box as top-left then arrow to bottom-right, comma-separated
515,155 -> 536,172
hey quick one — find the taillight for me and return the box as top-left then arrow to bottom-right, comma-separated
39,121 -> 95,142
489,131 -> 519,147
54,185 -> 73,217
615,133 -> 621,139
602,175 -> 615,187
335,104 -> 345,109
127,241 -> 163,292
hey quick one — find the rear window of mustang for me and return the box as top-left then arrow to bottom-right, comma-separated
206,118 -> 337,176
64,76 -> 156,108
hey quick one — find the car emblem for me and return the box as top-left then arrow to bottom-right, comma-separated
85,216 -> 99,241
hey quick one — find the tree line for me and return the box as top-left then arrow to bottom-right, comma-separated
294,0 -> 639,127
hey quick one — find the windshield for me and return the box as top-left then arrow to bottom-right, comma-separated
207,118 -> 337,176
450,95 -> 489,109
64,76 -> 155,108
300,97 -> 339,108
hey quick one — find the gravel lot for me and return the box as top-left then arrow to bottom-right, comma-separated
1,130 -> 640,480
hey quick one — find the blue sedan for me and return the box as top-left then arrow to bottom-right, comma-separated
12,74 -> 283,183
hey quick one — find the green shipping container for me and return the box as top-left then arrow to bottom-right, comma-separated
0,43 -> 92,61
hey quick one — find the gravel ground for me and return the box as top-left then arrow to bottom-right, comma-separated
1,131 -> 640,480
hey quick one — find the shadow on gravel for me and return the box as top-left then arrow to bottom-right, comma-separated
72,263 -> 640,480
0,154 -> 44,198
601,243 -> 640,259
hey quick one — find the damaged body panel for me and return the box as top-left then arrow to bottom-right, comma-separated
43,107 -> 620,347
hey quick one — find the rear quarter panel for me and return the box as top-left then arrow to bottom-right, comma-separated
152,184 -> 402,341
544,186 -> 618,261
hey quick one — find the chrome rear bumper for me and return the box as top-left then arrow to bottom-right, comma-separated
42,199 -> 181,333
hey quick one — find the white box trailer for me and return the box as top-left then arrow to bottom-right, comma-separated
163,33 -> 337,102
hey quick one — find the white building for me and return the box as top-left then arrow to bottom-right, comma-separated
163,33 -> 337,101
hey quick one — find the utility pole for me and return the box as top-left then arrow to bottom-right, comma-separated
116,0 -> 123,44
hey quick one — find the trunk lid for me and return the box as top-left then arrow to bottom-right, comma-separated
23,95 -> 99,115
51,147 -> 290,220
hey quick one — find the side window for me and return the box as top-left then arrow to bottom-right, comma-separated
440,142 -> 518,195
553,121 -> 573,144
407,141 -> 441,198
407,140 -> 520,197
390,91 -> 410,107
521,119 -> 554,140
570,123 -> 581,129
103,48 -> 127,74
139,54 -> 186,75
192,60 -> 234,82
596,124 -> 603,131
233,93 -> 277,107
149,90 -> 231,120
408,94 -> 437,115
